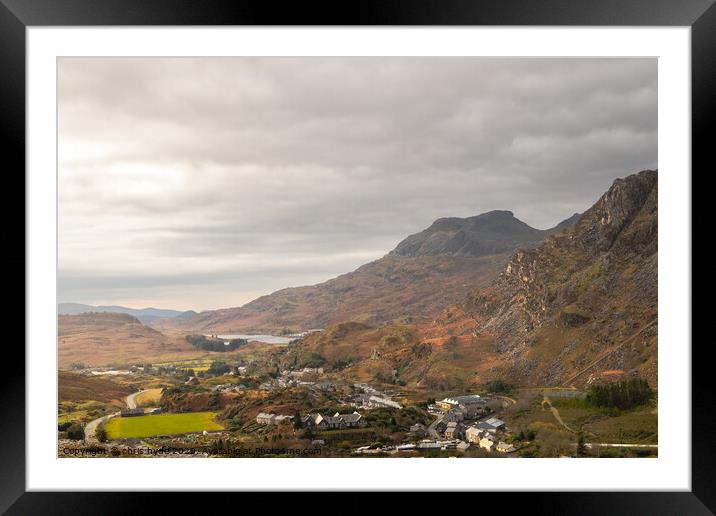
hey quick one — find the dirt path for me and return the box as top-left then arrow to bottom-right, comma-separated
542,395 -> 575,433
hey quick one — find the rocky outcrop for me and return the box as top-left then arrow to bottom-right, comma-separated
442,170 -> 658,386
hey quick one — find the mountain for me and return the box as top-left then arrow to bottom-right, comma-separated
58,302 -> 194,324
158,210 -> 578,334
431,169 -> 658,387
279,170 -> 657,391
392,210 -> 549,257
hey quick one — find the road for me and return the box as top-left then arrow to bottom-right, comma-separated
427,417 -> 440,438
125,390 -> 143,409
586,443 -> 658,449
84,411 -> 119,443
83,389 -> 151,443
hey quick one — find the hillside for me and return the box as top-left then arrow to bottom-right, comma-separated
279,170 -> 657,391
157,211 -> 577,334
58,370 -> 133,403
58,312 -> 198,369
431,169 -> 658,387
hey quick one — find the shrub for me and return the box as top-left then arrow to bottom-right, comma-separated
66,423 -> 85,440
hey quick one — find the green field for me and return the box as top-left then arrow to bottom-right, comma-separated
105,412 -> 223,439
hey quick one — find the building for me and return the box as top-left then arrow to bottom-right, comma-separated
444,421 -> 462,440
443,409 -> 465,423
120,408 -> 145,417
368,395 -> 403,409
427,404 -> 442,415
256,412 -> 276,425
410,423 -> 427,436
457,441 -> 472,452
437,394 -> 487,418
318,380 -> 337,391
496,441 -> 516,453
479,437 -> 495,452
465,426 -> 484,444
484,417 -> 505,431
302,411 -> 367,431
256,413 -> 294,425
417,441 -> 441,450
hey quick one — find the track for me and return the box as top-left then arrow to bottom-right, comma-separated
564,319 -> 657,386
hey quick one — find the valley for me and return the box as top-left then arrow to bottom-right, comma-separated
58,170 -> 658,459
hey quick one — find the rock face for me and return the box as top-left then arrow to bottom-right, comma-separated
437,170 -> 658,387
158,211 -> 578,334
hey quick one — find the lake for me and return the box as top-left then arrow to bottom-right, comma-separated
214,334 -> 294,345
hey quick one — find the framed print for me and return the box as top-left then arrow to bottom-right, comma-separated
3,0 -> 709,512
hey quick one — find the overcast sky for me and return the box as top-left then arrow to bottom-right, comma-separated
58,57 -> 657,311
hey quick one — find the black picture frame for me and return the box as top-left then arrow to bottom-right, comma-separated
2,0 -> 707,512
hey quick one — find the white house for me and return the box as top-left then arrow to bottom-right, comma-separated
496,441 -> 516,453
465,426 -> 484,444
479,437 -> 495,452
256,412 -> 276,425
445,421 -> 461,439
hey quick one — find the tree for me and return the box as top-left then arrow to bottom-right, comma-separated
293,411 -> 302,430
95,425 -> 108,443
576,430 -> 588,457
487,379 -> 512,393
66,423 -> 85,440
586,378 -> 654,410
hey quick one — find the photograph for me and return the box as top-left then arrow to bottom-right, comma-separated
56,56 -> 659,460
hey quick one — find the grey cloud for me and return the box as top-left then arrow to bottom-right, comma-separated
58,57 -> 657,311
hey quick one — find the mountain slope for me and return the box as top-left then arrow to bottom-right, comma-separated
280,170 -> 657,391
432,169 -> 658,387
158,211 -> 578,334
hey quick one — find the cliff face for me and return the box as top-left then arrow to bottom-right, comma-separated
436,170 -> 658,387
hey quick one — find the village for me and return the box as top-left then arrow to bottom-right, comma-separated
253,392 -> 518,456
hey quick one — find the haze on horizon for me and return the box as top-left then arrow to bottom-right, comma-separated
58,57 -> 657,312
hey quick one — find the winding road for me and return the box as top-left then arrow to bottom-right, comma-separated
83,389 -> 151,443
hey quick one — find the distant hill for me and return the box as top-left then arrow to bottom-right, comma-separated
58,302 -> 195,324
158,210 -> 578,334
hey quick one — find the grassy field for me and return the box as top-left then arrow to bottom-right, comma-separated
135,388 -> 164,406
105,412 -> 223,439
